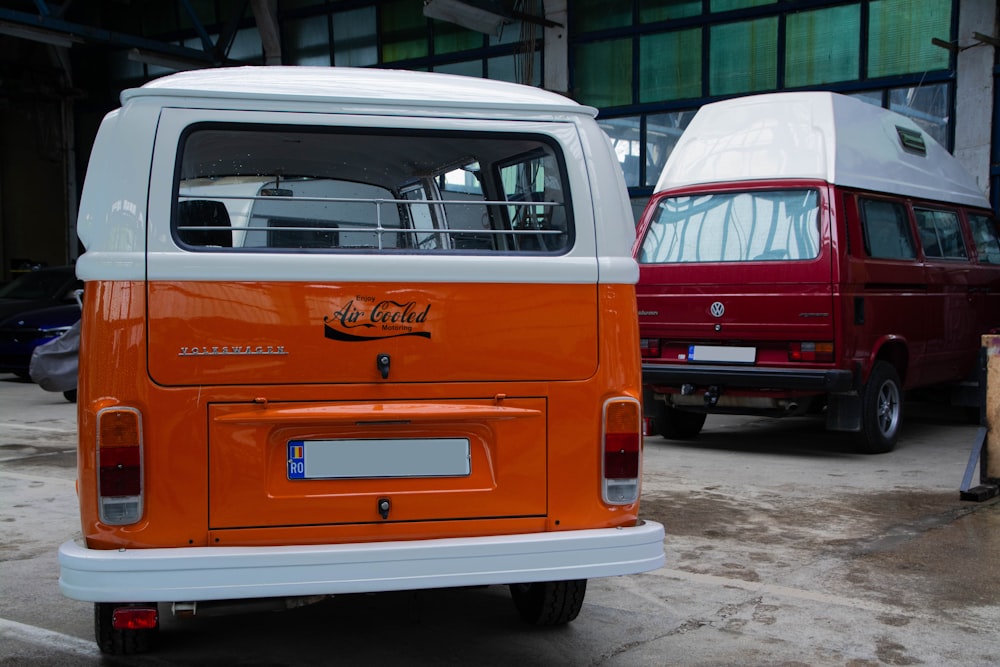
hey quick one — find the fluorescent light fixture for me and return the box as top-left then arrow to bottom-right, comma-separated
422,0 -> 509,37
0,21 -> 82,48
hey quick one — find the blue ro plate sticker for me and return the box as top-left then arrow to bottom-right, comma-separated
288,441 -> 305,479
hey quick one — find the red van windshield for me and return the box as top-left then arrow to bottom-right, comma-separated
637,189 -> 820,264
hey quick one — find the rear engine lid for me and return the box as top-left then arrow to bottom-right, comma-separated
147,282 -> 598,386
208,397 -> 547,529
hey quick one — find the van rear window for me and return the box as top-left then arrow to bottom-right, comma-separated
172,124 -> 572,254
637,189 -> 820,264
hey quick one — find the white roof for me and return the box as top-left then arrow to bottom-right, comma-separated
123,65 -> 594,117
655,91 -> 988,209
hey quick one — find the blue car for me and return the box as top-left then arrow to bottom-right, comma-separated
0,303 -> 81,379
0,265 -> 82,321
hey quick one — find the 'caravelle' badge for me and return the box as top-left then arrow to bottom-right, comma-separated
324,295 -> 432,342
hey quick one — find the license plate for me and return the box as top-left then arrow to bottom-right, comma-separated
688,345 -> 756,363
287,438 -> 471,480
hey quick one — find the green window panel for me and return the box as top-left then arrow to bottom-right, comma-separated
434,21 -> 484,55
381,0 -> 428,63
575,39 -> 633,107
785,4 -> 860,87
640,0 -> 702,22
711,0 -> 776,11
286,16 -> 330,67
489,52 -> 542,86
709,18 -> 777,96
434,60 -> 482,77
572,0 -> 632,32
640,29 -> 702,103
333,7 -> 378,67
868,0 -> 950,78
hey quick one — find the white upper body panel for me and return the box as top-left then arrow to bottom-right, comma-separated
128,66 -> 596,118
76,67 -> 637,285
655,91 -> 989,209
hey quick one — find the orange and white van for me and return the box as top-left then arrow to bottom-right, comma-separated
634,91 -> 1000,453
58,67 -> 664,654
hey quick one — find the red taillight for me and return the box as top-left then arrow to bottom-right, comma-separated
788,342 -> 834,362
97,407 -> 143,525
112,606 -> 158,630
99,446 -> 141,496
639,338 -> 661,358
603,398 -> 642,505
605,432 -> 640,477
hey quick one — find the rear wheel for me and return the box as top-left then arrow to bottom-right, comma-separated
651,402 -> 706,439
857,361 -> 902,454
509,579 -> 587,626
94,603 -> 159,655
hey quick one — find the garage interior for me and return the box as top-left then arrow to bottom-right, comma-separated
0,0 -> 997,282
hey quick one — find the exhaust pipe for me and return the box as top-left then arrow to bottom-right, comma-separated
172,595 -> 328,619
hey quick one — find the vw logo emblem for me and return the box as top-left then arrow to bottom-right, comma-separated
710,301 -> 725,318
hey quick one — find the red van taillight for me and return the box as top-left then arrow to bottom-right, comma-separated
97,407 -> 143,525
639,338 -> 661,358
602,398 -> 642,505
788,342 -> 834,362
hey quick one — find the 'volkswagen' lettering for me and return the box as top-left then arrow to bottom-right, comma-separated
178,345 -> 288,357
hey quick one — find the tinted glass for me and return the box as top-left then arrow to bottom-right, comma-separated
860,199 -> 916,260
175,126 -> 572,255
967,214 -> 1000,264
914,208 -> 967,259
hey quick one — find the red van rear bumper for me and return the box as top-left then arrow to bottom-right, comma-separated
642,363 -> 855,393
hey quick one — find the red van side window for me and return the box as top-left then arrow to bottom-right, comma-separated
914,208 -> 967,259
968,214 -> 1000,264
860,199 -> 916,260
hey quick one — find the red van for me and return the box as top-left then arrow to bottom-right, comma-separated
634,92 -> 1000,453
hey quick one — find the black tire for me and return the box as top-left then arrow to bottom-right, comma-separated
63,389 -> 77,403
509,579 -> 587,626
95,603 -> 158,655
857,361 -> 902,454
651,402 -> 706,440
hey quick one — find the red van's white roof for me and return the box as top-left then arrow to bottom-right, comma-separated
655,91 -> 989,209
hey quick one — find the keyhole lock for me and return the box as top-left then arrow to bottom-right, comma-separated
376,353 -> 391,379
377,497 -> 391,520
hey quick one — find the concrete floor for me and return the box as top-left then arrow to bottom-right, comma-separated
1,374 -> 998,666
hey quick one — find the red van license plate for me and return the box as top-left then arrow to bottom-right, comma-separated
287,438 -> 471,480
688,345 -> 756,363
